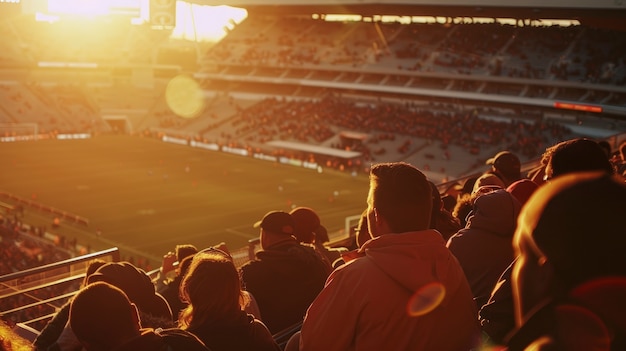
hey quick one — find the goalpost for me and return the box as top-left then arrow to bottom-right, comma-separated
0,123 -> 39,142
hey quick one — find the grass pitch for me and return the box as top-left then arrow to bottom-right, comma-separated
1,135 -> 369,266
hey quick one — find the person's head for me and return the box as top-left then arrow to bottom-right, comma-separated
511,172 -> 626,327
459,176 -> 479,198
254,210 -> 296,250
470,188 -> 521,231
81,259 -> 107,287
178,251 -> 246,329
176,254 -> 194,279
70,282 -> 141,351
175,244 -> 198,263
88,262 -> 173,324
542,138 -> 614,181
487,151 -> 521,183
506,179 -> 539,206
367,162 -> 432,237
315,224 -> 330,244
289,207 -> 321,244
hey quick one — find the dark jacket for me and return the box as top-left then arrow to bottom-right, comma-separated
113,328 -> 209,351
447,189 -> 521,309
158,275 -> 186,322
187,311 -> 280,351
240,241 -> 329,334
33,301 -> 71,351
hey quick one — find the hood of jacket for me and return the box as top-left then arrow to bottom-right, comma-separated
348,230 -> 465,294
466,189 -> 521,237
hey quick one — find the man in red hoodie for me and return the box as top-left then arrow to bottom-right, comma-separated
296,162 -> 480,351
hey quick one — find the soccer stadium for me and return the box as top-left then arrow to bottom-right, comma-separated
1,0 -> 625,349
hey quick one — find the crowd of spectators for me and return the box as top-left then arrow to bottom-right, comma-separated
1,137 -> 625,351
201,96 -> 574,173
204,16 -> 626,85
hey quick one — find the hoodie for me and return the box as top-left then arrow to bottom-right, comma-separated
300,230 -> 480,351
447,189 -> 522,309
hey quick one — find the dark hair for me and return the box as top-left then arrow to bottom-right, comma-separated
82,259 -> 107,287
369,162 -> 432,233
70,282 -> 138,350
453,193 -> 474,228
543,138 -> 614,179
175,244 -> 198,262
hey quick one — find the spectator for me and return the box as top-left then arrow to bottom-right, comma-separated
155,244 -> 198,290
473,151 -> 522,192
428,181 -> 461,241
159,255 -> 194,323
239,211 -> 329,334
289,207 -> 320,245
69,282 -> 208,351
506,172 -> 626,350
311,224 -> 347,270
154,244 -> 199,322
295,162 -> 480,350
33,259 -> 107,351
178,250 -> 279,351
480,139 -> 617,345
506,179 -> 539,206
289,207 -> 336,271
87,262 -> 173,328
542,138 -> 614,181
447,188 -> 522,310
453,192 -> 474,228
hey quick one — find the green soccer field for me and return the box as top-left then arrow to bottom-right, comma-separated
1,135 -> 369,266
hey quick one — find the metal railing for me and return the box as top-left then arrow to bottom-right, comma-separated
0,247 -> 120,335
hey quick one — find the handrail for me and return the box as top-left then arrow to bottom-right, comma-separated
0,274 -> 84,300
0,247 -> 120,283
0,247 -> 122,337
2,291 -> 75,315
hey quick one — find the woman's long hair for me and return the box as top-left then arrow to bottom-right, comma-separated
178,251 -> 248,329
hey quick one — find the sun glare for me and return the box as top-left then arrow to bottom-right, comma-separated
39,0 -> 247,43
47,0 -> 122,16
171,3 -> 247,42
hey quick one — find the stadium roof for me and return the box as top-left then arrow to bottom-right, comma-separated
194,0 -> 626,30
197,0 -> 625,10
